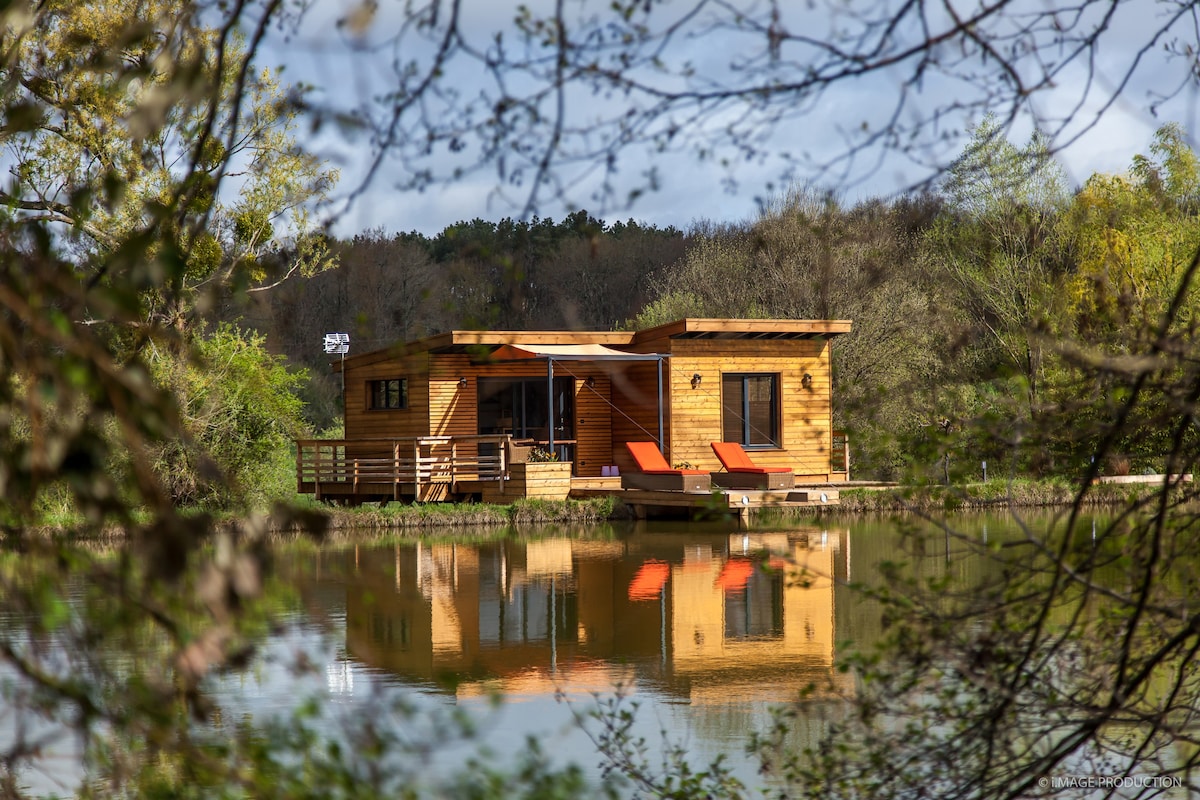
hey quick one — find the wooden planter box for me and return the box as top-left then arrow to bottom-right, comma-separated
506,462 -> 573,500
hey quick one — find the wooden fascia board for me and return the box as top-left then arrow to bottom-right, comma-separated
632,318 -> 853,344
445,330 -> 636,347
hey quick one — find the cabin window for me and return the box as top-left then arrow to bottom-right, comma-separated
368,378 -> 407,410
721,373 -> 779,448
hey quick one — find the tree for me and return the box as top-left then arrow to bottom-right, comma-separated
4,0 -> 1200,798
1,0 -> 338,333
1066,124 -> 1200,340
238,230 -> 446,429
1054,124 -> 1200,471
538,219 -> 687,329
0,0 -> 343,508
146,324 -> 309,508
924,118 -> 1072,470
0,3 -> 340,794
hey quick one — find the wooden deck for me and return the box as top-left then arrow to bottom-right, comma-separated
296,435 -> 842,519
570,479 -> 839,524
296,435 -> 510,503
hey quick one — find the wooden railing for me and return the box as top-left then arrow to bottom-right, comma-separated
295,435 -> 511,499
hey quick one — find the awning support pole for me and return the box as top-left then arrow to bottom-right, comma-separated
656,356 -> 664,454
547,358 -> 555,452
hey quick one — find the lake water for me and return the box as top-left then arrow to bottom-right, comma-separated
205,513 -> 1016,793
8,510 -> 1183,797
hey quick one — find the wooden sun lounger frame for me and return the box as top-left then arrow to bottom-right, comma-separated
621,442 -> 712,493
709,442 -> 794,490
622,471 -> 713,493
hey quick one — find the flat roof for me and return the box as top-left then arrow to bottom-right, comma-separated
339,318 -> 852,368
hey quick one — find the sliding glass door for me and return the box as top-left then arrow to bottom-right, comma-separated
478,377 -> 575,457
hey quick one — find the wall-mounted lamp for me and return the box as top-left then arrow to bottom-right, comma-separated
801,373 -> 813,389
691,372 -> 702,389
458,377 -> 468,388
585,376 -> 596,388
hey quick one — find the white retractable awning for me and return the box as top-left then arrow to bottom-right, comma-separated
489,343 -> 666,361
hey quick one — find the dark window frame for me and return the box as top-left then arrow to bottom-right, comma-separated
368,378 -> 408,410
721,373 -> 780,449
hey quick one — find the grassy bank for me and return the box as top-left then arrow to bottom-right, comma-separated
292,495 -> 626,534
284,477 -> 1180,532
32,478 -> 1180,540
827,477 -> 1173,514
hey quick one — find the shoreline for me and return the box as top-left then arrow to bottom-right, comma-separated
27,478 -> 1189,540
300,477 -> 1186,533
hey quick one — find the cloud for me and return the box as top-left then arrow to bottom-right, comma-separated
267,0 -> 1200,237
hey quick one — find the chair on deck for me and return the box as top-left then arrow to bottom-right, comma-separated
710,442 -> 794,490
505,437 -> 534,466
621,442 -> 711,493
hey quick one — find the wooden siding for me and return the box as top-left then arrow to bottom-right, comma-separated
343,352 -> 430,440
429,355 -> 477,437
575,375 -> 612,477
609,361 -> 669,474
664,338 -> 834,480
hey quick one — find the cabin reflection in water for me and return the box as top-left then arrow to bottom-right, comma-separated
345,530 -> 852,704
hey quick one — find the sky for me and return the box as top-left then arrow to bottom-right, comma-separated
263,0 -> 1200,238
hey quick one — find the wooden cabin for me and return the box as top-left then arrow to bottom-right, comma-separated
296,318 -> 851,502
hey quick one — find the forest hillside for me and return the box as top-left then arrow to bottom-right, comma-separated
238,121 -> 1200,483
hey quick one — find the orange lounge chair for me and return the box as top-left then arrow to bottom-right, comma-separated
621,442 -> 711,493
710,442 -> 794,490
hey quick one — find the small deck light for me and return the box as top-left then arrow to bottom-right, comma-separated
458,377 -> 468,388
801,373 -> 813,389
691,372 -> 702,389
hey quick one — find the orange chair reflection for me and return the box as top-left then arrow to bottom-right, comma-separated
629,560 -> 670,601
714,557 -> 754,593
